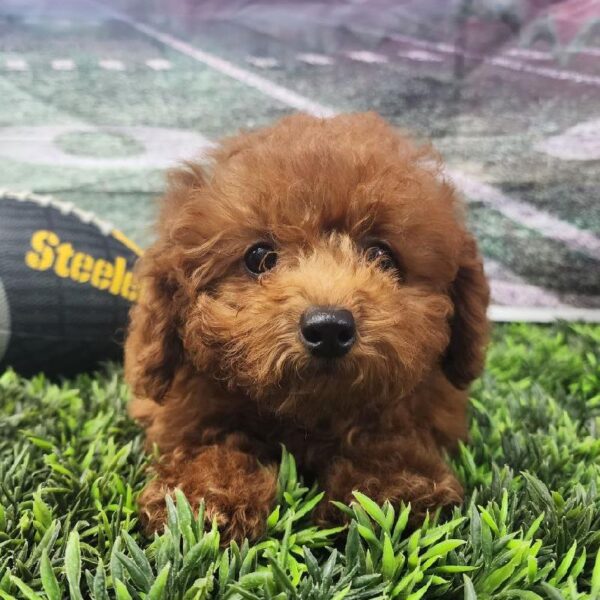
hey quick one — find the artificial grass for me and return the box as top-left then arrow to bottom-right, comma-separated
0,323 -> 599,600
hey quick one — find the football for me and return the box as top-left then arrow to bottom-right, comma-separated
0,190 -> 142,377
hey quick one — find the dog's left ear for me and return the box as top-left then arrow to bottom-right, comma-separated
442,233 -> 490,389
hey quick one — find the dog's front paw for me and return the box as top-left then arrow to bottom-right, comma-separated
138,477 -> 275,543
316,466 -> 463,528
137,477 -> 172,535
203,494 -> 273,544
138,447 -> 278,544
313,494 -> 351,528
406,473 -> 463,521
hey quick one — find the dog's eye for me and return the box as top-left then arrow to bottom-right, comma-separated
244,243 -> 278,275
365,243 -> 398,272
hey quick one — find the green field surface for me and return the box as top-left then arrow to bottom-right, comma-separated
0,323 -> 599,598
0,18 -> 289,244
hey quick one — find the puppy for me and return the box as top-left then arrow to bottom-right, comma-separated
125,112 -> 489,543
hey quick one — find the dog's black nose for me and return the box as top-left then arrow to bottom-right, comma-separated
300,307 -> 356,358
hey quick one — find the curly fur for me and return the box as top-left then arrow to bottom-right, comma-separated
125,112 -> 490,543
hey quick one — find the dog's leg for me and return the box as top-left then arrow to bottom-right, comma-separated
138,444 -> 277,543
314,433 -> 462,525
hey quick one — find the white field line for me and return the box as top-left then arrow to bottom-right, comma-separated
51,59 -> 76,71
504,47 -> 600,61
297,53 -> 335,66
485,259 -> 568,308
4,58 -> 28,71
397,49 -> 444,62
489,280 -> 566,308
486,54 -> 600,86
322,23 -> 600,85
245,56 -> 279,69
506,48 -> 551,60
388,32 -> 600,87
448,170 -> 600,261
146,58 -> 172,70
85,0 -> 600,321
485,259 -> 600,321
390,32 -> 457,54
7,55 -> 177,72
99,59 -> 125,71
88,0 -> 336,117
346,50 -> 388,64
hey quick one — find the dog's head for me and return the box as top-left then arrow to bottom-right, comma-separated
126,113 -> 489,419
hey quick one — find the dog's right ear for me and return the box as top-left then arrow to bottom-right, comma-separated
125,163 -> 207,403
125,251 -> 184,404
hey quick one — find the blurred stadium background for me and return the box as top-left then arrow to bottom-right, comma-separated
1,0 -> 599,320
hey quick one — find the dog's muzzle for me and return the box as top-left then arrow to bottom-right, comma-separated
299,307 -> 356,359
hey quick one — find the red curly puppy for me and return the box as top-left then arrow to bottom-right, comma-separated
125,112 -> 490,543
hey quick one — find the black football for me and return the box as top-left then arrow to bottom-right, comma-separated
0,191 -> 142,377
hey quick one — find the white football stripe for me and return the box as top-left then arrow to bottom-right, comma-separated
52,59 -> 76,71
505,44 -> 599,60
485,259 -> 567,308
245,56 -> 279,69
448,169 -> 600,261
391,32 -> 456,54
346,50 -> 388,64
87,1 -> 336,117
486,259 -> 600,320
490,280 -> 567,308
506,48 -> 550,60
397,49 -> 443,62
99,59 -> 125,71
387,31 -> 600,86
5,58 -> 28,71
296,53 -> 334,66
487,54 -> 600,87
146,58 -> 172,71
